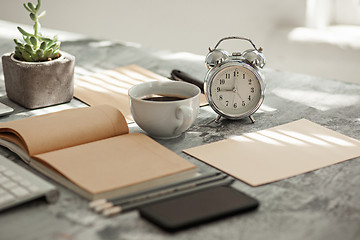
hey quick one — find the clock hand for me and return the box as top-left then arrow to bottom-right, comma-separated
232,87 -> 244,101
232,79 -> 244,101
231,91 -> 236,106
236,92 -> 243,100
217,89 -> 234,93
235,78 -> 239,90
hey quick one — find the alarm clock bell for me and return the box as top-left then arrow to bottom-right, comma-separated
205,49 -> 229,69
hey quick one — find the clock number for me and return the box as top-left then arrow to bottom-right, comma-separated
251,87 -> 254,93
217,87 -> 221,92
225,73 -> 230,79
234,71 -> 239,77
248,95 -> 251,101
225,101 -> 229,107
242,101 -> 245,106
234,103 -> 237,108
220,79 -> 225,84
243,73 -> 246,79
219,95 -> 223,101
248,79 -> 252,85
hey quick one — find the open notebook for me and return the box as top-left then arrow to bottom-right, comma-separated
0,105 -> 197,200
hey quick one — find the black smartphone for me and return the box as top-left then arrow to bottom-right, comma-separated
139,186 -> 259,232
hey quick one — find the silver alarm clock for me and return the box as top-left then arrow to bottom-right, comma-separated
204,36 -> 266,123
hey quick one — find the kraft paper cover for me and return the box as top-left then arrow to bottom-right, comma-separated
35,133 -> 196,194
74,64 -> 208,122
0,105 -> 128,156
184,119 -> 360,186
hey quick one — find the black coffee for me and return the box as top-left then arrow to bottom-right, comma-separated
142,95 -> 188,102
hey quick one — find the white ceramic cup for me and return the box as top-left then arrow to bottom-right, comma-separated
129,81 -> 201,139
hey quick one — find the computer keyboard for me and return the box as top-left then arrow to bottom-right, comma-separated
0,155 -> 59,212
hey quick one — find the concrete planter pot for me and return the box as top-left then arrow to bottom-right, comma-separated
1,51 -> 75,109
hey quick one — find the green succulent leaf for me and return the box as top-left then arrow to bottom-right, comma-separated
14,39 -> 24,48
53,50 -> 60,58
54,42 -> 61,50
38,10 -> 46,19
47,42 -> 57,50
15,49 -> 23,60
30,13 -> 36,21
15,46 -> 24,57
40,41 -> 47,50
28,2 -> 36,13
39,36 -> 52,42
35,0 -> 42,11
17,27 -> 32,37
36,49 -> 44,57
30,36 -> 38,46
46,40 -> 55,47
24,44 -> 34,54
23,36 -> 31,45
22,51 -> 33,61
31,53 -> 39,62
43,48 -> 53,58
23,3 -> 33,13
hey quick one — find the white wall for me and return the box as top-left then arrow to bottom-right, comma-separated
2,0 -> 359,84
0,0 -> 305,55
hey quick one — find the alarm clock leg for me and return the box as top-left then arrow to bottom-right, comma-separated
215,115 -> 222,123
249,115 -> 255,123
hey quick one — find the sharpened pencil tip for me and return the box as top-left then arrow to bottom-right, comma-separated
103,206 -> 122,217
94,202 -> 113,212
89,198 -> 107,209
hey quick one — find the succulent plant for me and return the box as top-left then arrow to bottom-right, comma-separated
13,0 -> 61,62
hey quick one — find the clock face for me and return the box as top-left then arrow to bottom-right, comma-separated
208,64 -> 263,118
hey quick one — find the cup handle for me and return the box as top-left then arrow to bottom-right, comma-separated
174,105 -> 193,136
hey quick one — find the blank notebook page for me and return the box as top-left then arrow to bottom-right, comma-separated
184,119 -> 360,186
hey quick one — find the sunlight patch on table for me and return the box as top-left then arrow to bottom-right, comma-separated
272,88 -> 360,111
312,133 -> 356,147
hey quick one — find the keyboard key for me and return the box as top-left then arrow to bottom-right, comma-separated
0,176 -> 8,184
28,185 -> 39,193
0,188 -> 6,195
3,170 -> 15,177
3,181 -> 18,190
11,175 -> 24,182
19,180 -> 31,186
10,187 -> 29,197
0,194 -> 15,205
0,155 -> 58,211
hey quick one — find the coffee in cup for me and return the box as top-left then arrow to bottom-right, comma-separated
128,81 -> 201,139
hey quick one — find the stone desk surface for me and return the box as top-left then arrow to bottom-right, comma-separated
0,22 -> 359,240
